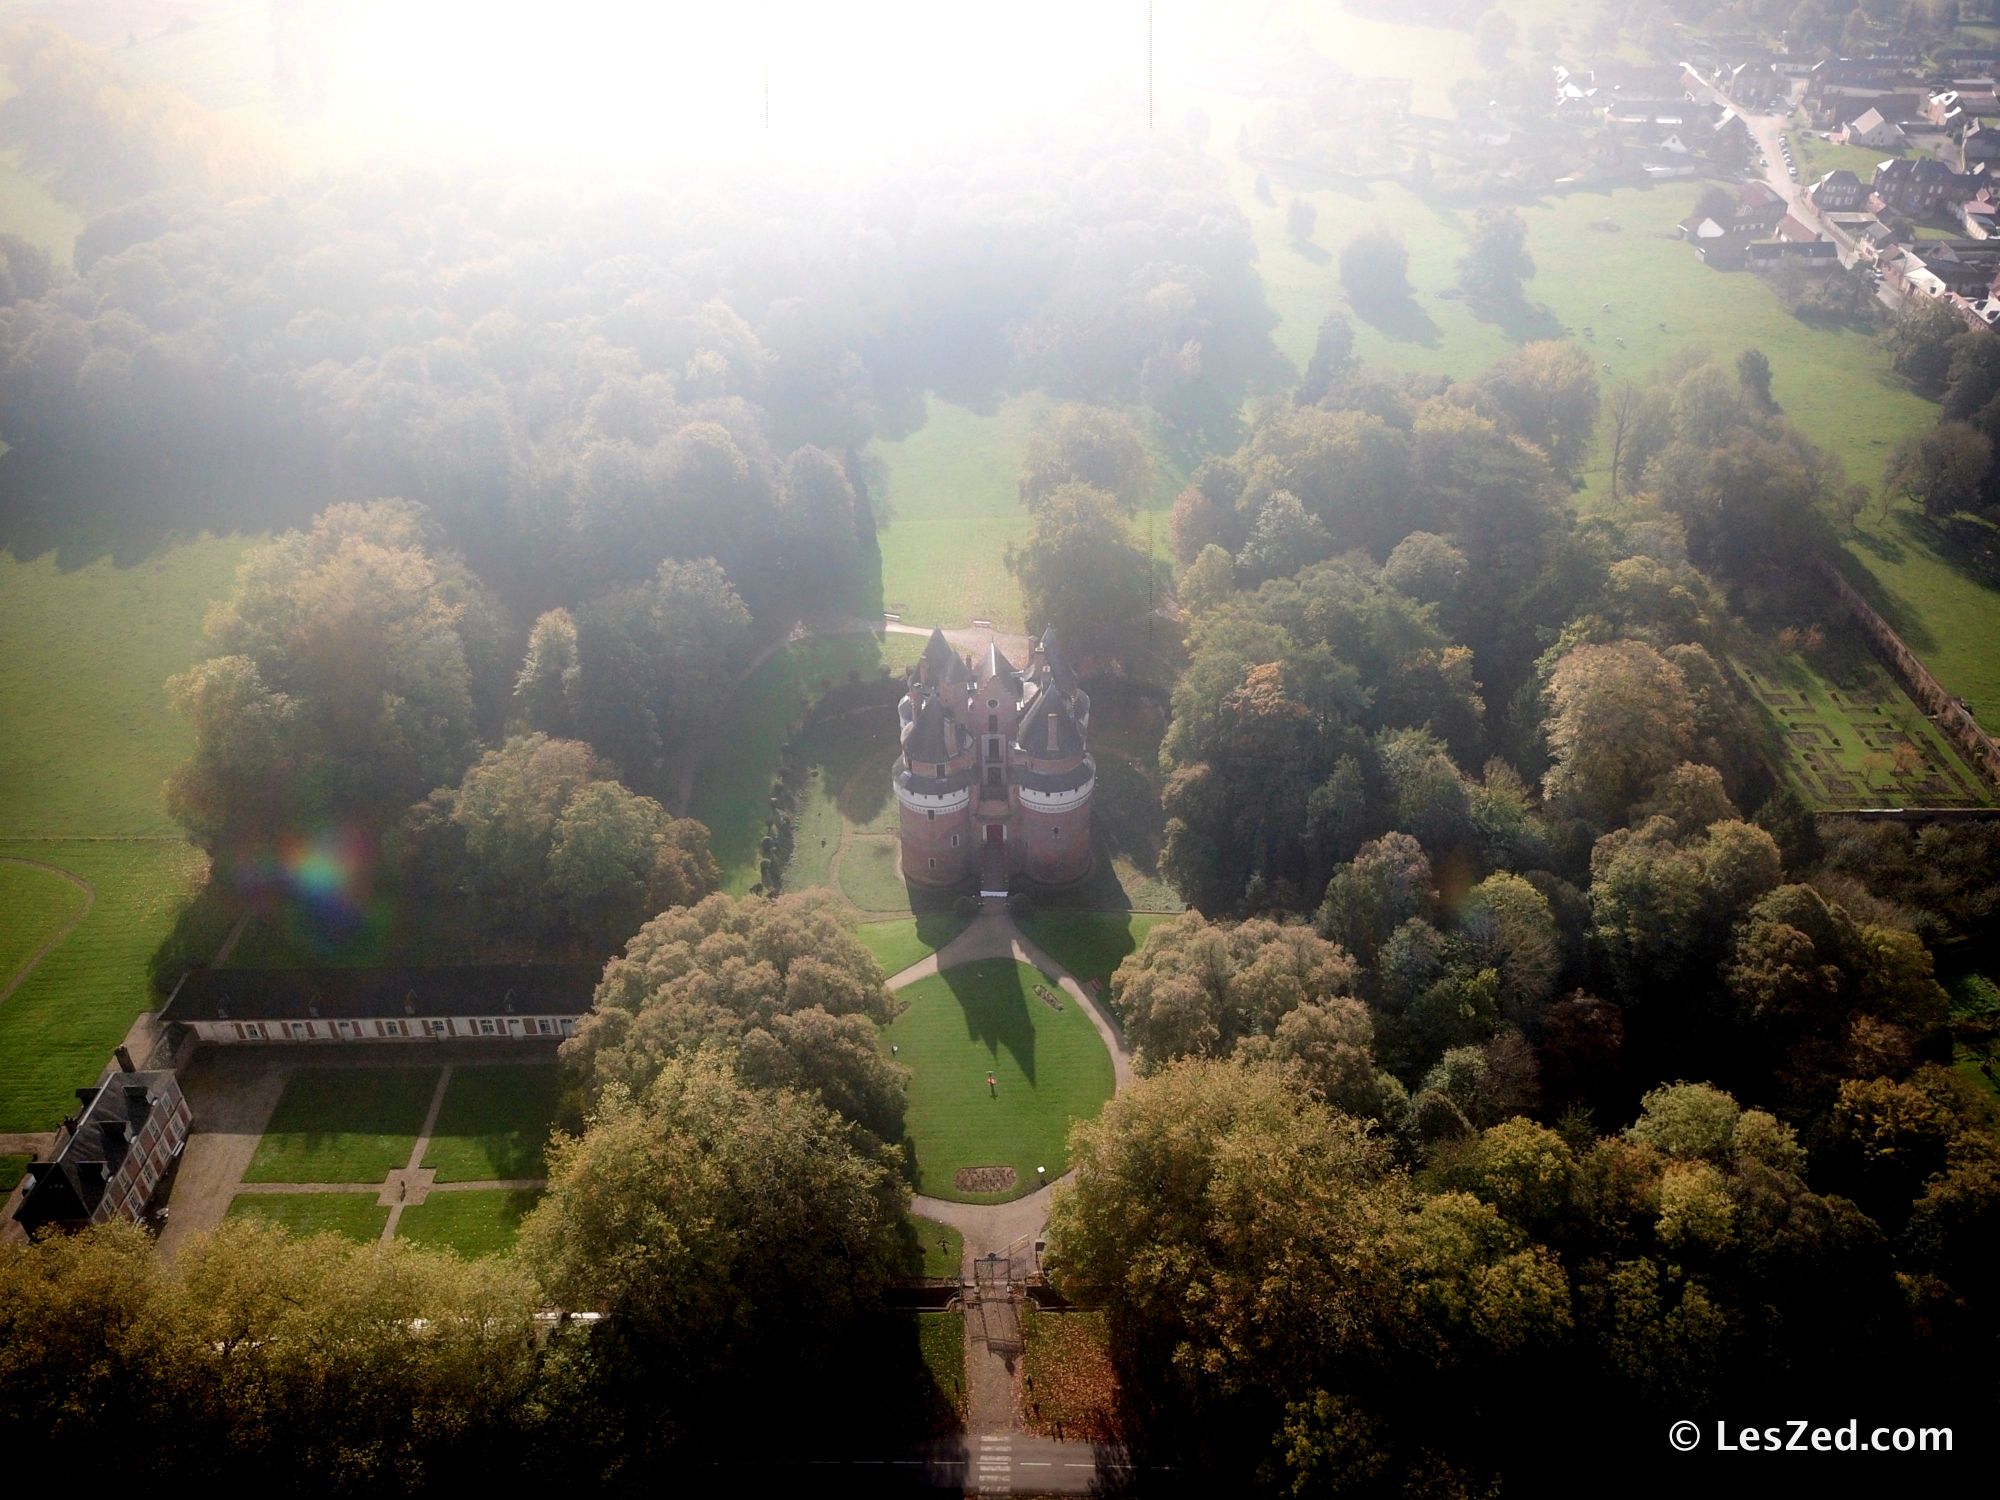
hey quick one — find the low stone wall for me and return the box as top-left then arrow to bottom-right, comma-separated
1815,555 -> 2000,788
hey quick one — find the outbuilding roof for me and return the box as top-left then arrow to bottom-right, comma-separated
164,966 -> 600,1024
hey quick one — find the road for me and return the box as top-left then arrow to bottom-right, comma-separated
692,1434 -> 1149,1495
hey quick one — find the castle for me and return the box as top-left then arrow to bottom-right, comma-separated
894,627 -> 1094,889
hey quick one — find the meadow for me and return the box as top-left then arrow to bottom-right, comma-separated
0,859 -> 90,990
0,839 -> 207,1131
854,914 -> 973,979
1018,911 -> 1173,991
884,958 -> 1114,1203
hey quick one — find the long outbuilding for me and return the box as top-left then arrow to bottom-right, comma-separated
163,965 -> 599,1044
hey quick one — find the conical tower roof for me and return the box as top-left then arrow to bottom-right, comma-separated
903,692 -> 956,763
1016,679 -> 1085,759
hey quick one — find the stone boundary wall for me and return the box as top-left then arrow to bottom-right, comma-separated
1815,555 -> 2000,789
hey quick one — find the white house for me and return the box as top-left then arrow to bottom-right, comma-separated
164,965 -> 597,1044
1839,108 -> 1907,149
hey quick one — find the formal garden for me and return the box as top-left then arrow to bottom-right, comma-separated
225,1062 -> 559,1257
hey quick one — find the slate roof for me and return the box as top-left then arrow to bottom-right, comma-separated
165,965 -> 600,1024
981,643 -> 1017,685
1017,684 -> 1085,759
1038,627 -> 1077,692
16,1070 -> 177,1230
920,627 -> 955,678
902,692 -> 960,764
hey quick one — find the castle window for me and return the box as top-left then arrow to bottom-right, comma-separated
951,834 -> 960,846
989,714 -> 999,732
927,809 -> 935,821
987,698 -> 998,709
928,858 -> 936,870
1053,826 -> 1061,839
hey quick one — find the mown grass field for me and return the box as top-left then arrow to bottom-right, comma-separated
1783,129 -> 1911,186
884,959 -> 1113,1203
1834,510 -> 2000,714
0,859 -> 90,988
906,1211 -> 965,1279
690,632 -> 926,895
779,706 -> 901,894
0,1154 -> 27,1191
420,1063 -> 560,1183
396,1187 -> 542,1258
0,839 -> 207,1131
226,1191 -> 389,1244
0,539 -> 250,836
854,915 -> 972,979
1018,911 -> 1173,990
243,1067 -> 439,1184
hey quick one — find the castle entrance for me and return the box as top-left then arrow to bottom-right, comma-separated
985,822 -> 1005,846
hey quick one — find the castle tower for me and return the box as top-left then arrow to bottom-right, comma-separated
894,625 -> 1093,889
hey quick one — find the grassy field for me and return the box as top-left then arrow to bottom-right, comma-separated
1018,911 -> 1172,990
884,959 -> 1114,1203
906,1211 -> 965,1279
1732,631 -> 1995,809
243,1067 -> 439,1184
840,835 -> 919,913
1021,1308 -> 1117,1442
780,706 -> 901,893
420,1064 -> 559,1182
690,631 -> 926,895
396,1188 -> 542,1258
855,915 -> 972,979
1784,129 -> 1907,185
0,1154 -> 27,1192
1834,509 -> 2000,715
0,539 -> 251,836
227,1191 -> 389,1244
0,859 -> 90,988
0,839 -> 207,1131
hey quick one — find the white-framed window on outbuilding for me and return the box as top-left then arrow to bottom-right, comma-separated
536,1018 -> 556,1035
478,1018 -> 497,1036
427,1019 -> 450,1036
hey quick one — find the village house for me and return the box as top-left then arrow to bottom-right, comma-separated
1962,121 -> 2000,171
1809,169 -> 1869,213
1812,87 -> 1920,129
1836,108 -> 1907,149
1963,189 -> 2000,239
162,964 -> 598,1043
895,628 -> 1093,890
14,1058 -> 190,1236
1873,156 -> 1983,217
1925,86 -> 1999,130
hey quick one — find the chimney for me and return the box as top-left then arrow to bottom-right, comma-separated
114,1045 -> 136,1073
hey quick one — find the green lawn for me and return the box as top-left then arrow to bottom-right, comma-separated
690,632 -> 925,895
1018,911 -> 1172,989
0,539 -> 252,836
0,1154 -> 27,1192
396,1187 -> 542,1258
840,835 -> 920,913
227,1191 -> 389,1244
1834,508 -> 2000,716
0,859 -> 90,989
1785,129 -> 1906,185
0,840 -> 208,1131
855,915 -> 972,979
884,959 -> 1114,1203
906,1211 -> 965,1279
780,706 -> 901,894
243,1067 -> 440,1184
420,1064 -> 559,1183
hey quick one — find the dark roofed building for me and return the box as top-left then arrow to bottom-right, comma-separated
16,1065 -> 190,1236
164,965 -> 598,1043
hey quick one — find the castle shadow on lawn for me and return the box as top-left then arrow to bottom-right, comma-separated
884,958 -> 1113,1204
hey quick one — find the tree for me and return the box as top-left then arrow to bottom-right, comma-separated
1736,348 -> 1775,410
1884,421 -> 1992,517
519,1052 -> 905,1437
166,500 -> 502,858
514,608 -> 581,736
1381,531 -> 1466,603
1018,403 -> 1152,512
562,890 -> 896,1136
1298,311 -> 1357,404
1457,207 -> 1535,311
1006,481 -> 1151,645
1473,9 -> 1518,69
1238,491 -> 1332,582
1887,299 -> 1965,396
1178,543 -> 1236,616
1339,224 -> 1414,312
1473,341 -> 1601,479
1318,833 -> 1434,964
1541,641 -> 1695,826
1286,197 -> 1317,242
